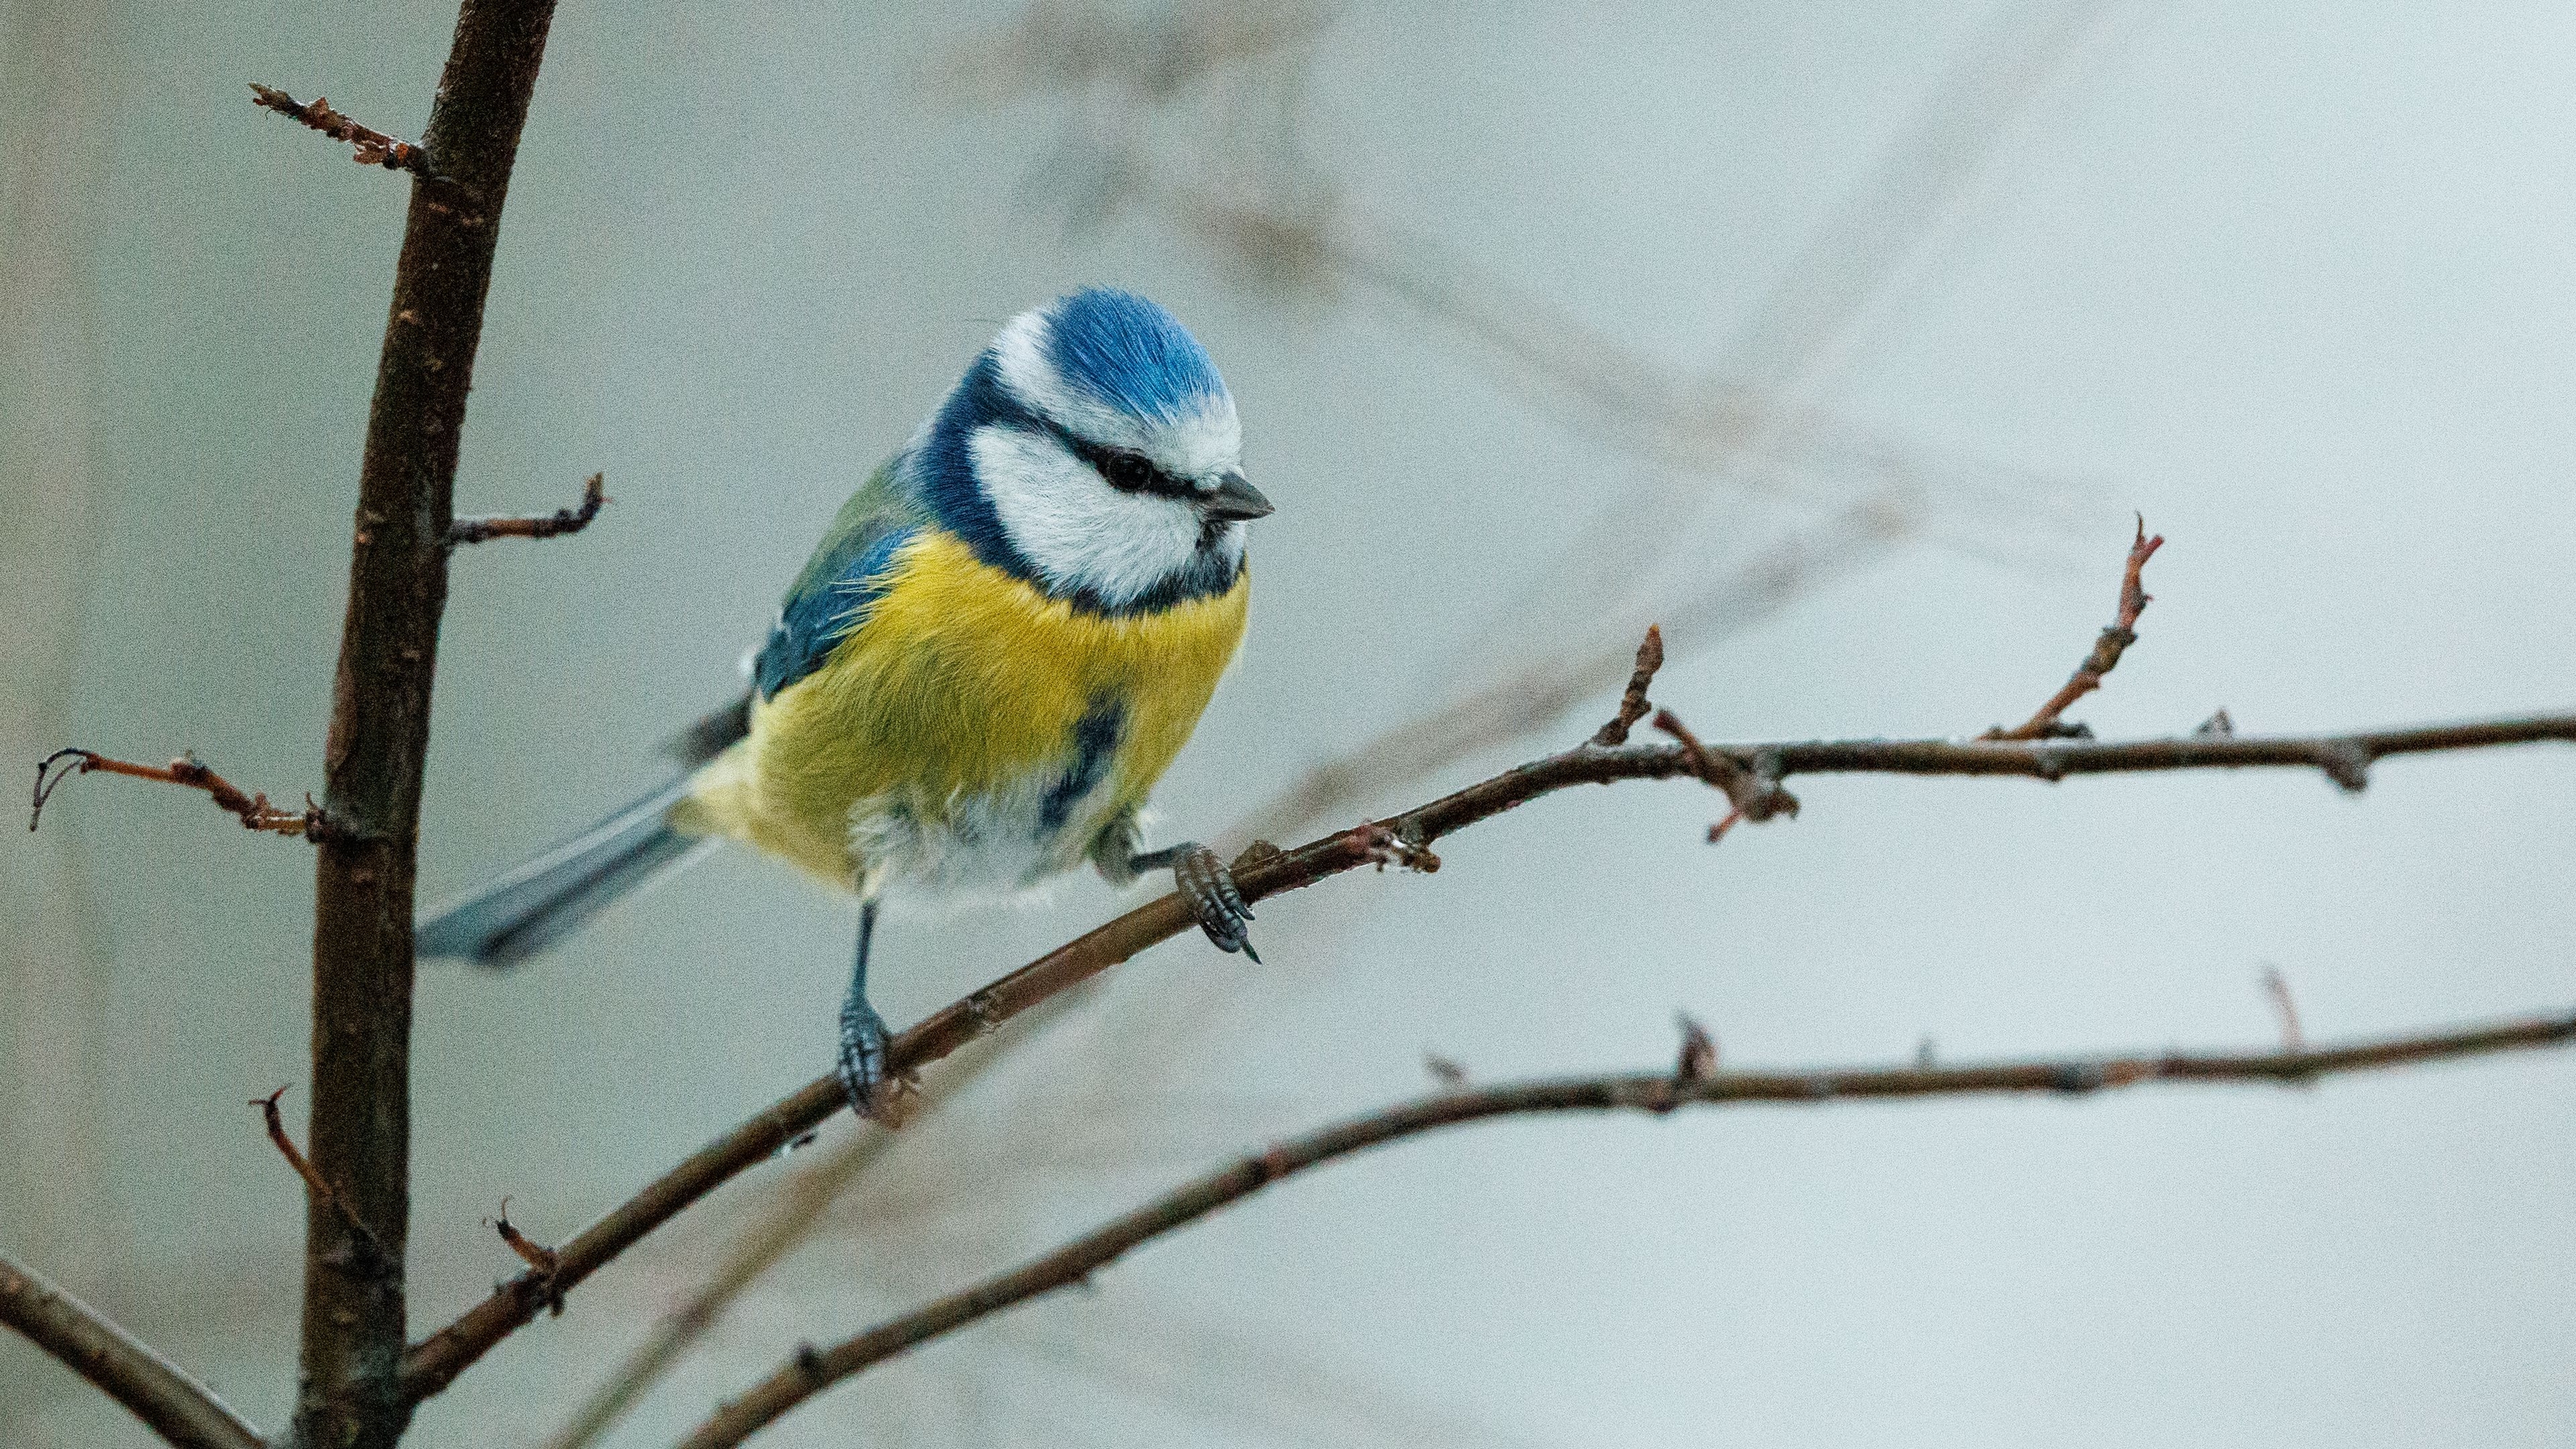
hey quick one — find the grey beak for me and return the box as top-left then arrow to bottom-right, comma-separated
1200,470 -> 1274,522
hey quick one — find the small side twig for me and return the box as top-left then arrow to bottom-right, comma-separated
33,748 -> 325,839
2262,966 -> 2305,1054
1653,709 -> 1797,841
254,1088 -> 388,1275
1985,516 -> 2165,740
487,1199 -> 564,1316
1590,625 -> 1665,746
1654,1013 -> 1718,1114
448,472 -> 608,546
249,83 -> 440,180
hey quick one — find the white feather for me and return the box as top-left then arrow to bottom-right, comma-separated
990,309 -> 1242,483
969,424 -> 1245,609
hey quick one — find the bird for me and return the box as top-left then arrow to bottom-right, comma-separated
417,287 -> 1273,1116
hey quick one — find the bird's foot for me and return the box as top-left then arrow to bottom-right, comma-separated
1168,842 -> 1258,964
837,993 -> 895,1122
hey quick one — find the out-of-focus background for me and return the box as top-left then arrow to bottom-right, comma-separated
7,2 -> 2575,1444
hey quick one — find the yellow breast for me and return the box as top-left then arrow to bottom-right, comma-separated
674,530 -> 1249,891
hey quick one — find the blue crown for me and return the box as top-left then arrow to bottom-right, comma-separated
1042,288 -> 1229,422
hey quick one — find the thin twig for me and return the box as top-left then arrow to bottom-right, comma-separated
487,1198 -> 564,1315
249,83 -> 440,180
30,748 -> 324,838
677,1002 -> 2576,1447
1652,707 -> 1798,840
254,1087 -> 389,1275
0,1252 -> 264,1449
396,698 -> 2576,1404
2262,967 -> 2305,1053
1986,516 -> 2164,740
448,471 -> 607,546
1589,624 -> 1663,746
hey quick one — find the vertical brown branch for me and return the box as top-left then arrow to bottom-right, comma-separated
294,3 -> 560,1446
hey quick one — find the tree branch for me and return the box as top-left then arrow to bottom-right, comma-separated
296,3 -> 561,1446
0,1253 -> 264,1449
447,471 -> 606,546
677,1002 -> 2576,1447
396,687 -> 2576,1403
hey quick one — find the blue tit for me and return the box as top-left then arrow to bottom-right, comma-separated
418,288 -> 1274,1115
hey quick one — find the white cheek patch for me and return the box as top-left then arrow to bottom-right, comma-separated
991,310 -> 1242,482
971,425 -> 1208,608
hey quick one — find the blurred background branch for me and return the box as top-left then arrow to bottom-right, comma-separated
0,0 -> 123,1427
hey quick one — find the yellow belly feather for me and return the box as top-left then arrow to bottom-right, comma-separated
674,531 -> 1248,891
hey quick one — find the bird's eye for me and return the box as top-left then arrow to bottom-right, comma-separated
1097,451 -> 1156,493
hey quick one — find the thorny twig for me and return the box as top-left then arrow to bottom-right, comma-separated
1986,517 -> 2165,740
448,472 -> 608,546
676,1001 -> 2576,1447
254,1087 -> 388,1274
32,748 -> 325,838
249,83 -> 441,180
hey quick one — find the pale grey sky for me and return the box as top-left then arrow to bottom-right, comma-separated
8,3 -> 2575,1445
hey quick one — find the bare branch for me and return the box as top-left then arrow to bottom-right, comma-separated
295,3 -> 564,1445
677,1003 -> 2576,1447
447,471 -> 607,546
248,83 -> 439,180
1986,516 -> 2164,740
30,748 -> 324,838
0,1253 -> 264,1449
398,696 -> 2576,1404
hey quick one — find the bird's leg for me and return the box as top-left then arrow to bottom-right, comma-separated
1126,841 -> 1258,964
837,896 -> 892,1119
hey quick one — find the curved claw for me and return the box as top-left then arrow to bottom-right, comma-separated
1171,843 -> 1258,963
837,993 -> 892,1120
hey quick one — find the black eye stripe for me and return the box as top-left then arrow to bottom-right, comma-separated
1055,428 -> 1196,499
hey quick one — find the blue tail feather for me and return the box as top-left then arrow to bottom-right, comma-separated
417,779 -> 706,967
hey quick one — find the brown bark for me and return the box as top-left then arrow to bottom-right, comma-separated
292,3 -> 561,1445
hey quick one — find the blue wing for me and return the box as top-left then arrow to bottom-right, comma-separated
754,462 -> 924,700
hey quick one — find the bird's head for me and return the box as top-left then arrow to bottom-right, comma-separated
911,288 -> 1271,614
